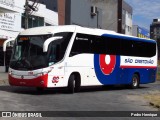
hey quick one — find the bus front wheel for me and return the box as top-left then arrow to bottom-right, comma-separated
68,74 -> 81,94
130,74 -> 140,89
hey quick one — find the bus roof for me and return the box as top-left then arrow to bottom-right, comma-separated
19,25 -> 77,35
19,25 -> 156,43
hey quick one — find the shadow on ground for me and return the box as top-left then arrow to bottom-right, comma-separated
0,85 -> 149,96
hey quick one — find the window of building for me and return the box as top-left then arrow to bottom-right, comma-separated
128,26 -> 130,32
21,14 -> 44,28
122,9 -> 126,15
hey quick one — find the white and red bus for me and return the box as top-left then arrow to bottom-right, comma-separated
9,25 -> 157,93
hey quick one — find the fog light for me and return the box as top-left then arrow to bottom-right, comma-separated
40,80 -> 44,85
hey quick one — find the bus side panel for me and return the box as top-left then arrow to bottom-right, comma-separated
120,56 -> 157,84
66,54 -> 102,86
124,68 -> 157,85
118,68 -> 130,84
94,54 -> 121,85
138,68 -> 157,84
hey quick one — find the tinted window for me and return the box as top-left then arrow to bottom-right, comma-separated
103,36 -> 156,57
70,33 -> 91,56
91,36 -> 105,54
48,32 -> 73,64
103,37 -> 121,55
70,33 -> 156,57
132,41 -> 156,57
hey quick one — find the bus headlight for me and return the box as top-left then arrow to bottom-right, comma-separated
36,68 -> 53,77
9,70 -> 13,75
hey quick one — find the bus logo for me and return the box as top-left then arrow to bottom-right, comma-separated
21,75 -> 24,79
99,54 -> 116,75
94,54 -> 119,85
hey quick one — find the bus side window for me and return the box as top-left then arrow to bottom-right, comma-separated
70,33 -> 90,56
90,36 -> 105,54
121,39 -> 133,56
102,36 -> 121,55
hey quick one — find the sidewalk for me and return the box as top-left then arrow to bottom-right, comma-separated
0,72 -> 9,85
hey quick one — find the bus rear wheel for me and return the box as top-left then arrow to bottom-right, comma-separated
68,74 -> 81,94
130,74 -> 140,89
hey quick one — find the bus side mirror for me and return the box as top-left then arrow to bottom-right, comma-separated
43,36 -> 63,52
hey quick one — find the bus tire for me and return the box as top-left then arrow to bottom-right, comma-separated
68,74 -> 81,94
36,87 -> 44,92
130,74 -> 140,89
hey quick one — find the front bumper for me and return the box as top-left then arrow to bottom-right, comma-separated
9,74 -> 48,88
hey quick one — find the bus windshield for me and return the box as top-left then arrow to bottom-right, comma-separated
10,32 -> 73,70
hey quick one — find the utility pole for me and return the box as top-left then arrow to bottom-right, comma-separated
25,0 -> 29,29
24,0 -> 38,29
117,0 -> 122,33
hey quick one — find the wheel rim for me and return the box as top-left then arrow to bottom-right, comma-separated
73,80 -> 76,89
133,77 -> 138,87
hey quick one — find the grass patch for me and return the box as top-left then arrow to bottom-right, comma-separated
144,91 -> 160,109
156,71 -> 160,80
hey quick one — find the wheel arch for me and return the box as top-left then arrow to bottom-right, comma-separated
68,72 -> 81,85
134,72 -> 140,82
67,72 -> 81,93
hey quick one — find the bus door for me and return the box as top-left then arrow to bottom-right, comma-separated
0,46 -> 5,72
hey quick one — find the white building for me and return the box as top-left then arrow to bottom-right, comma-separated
0,0 -> 58,72
0,0 -> 58,44
122,1 -> 133,35
0,0 -> 25,41
28,1 -> 58,27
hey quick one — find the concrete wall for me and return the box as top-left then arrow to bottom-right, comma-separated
65,0 -> 118,31
58,0 -> 66,25
132,25 -> 138,37
90,0 -> 118,31
64,0 -> 133,34
66,0 -> 100,28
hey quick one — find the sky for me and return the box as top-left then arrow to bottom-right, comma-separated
124,0 -> 160,30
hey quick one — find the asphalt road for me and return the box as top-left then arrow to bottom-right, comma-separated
0,81 -> 160,120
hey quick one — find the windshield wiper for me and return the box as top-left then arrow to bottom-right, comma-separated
11,57 -> 33,70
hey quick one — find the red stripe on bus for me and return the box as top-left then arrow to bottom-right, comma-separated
120,65 -> 157,69
9,74 -> 48,88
